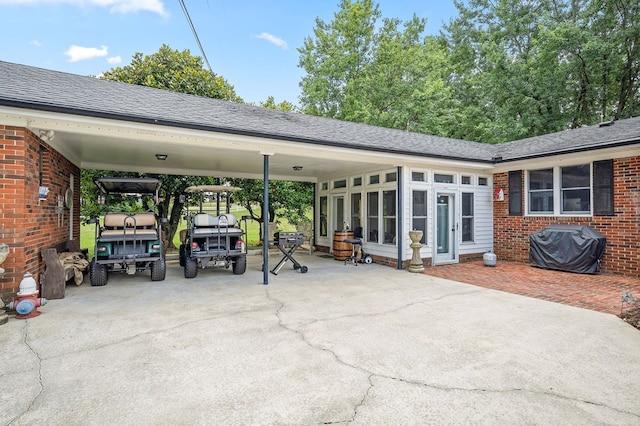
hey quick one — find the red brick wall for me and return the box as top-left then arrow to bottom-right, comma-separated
493,155 -> 640,278
0,126 -> 80,301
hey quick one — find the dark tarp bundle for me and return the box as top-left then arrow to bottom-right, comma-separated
529,224 -> 606,274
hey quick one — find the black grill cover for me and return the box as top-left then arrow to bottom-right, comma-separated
529,225 -> 606,274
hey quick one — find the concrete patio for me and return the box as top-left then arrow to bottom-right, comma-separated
2,254 -> 639,425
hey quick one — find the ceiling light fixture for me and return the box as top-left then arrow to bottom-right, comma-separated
155,154 -> 168,161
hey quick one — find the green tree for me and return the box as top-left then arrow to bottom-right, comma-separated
101,44 -> 242,102
231,97 -> 312,240
444,0 -> 640,141
85,45 -> 314,248
229,179 -> 313,240
298,1 -> 460,138
298,0 -> 381,119
300,0 -> 640,143
82,45 -> 241,249
259,96 -> 296,112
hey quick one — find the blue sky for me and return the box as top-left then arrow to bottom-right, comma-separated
0,0 -> 459,105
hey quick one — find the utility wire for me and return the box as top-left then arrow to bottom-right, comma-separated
179,0 -> 213,72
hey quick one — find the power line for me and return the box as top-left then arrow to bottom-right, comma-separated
179,0 -> 213,72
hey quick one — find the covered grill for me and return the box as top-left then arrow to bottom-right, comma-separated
529,225 -> 606,274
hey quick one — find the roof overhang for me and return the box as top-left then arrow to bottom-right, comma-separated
1,106 -> 494,181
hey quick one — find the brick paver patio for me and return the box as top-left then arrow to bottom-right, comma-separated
424,260 -> 640,316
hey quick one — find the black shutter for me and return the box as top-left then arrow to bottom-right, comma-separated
593,160 -> 614,215
508,170 -> 523,216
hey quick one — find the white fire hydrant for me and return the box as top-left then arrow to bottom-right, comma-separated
6,272 -> 48,319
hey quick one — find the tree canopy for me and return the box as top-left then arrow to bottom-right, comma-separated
298,0 -> 640,143
101,44 -> 242,102
83,45 -> 310,248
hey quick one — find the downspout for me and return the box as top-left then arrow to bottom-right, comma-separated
397,166 -> 403,270
313,182 -> 317,253
69,174 -> 74,241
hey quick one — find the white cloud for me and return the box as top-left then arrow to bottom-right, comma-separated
64,45 -> 108,62
0,0 -> 168,16
30,40 -> 42,47
107,55 -> 122,64
106,0 -> 167,16
255,32 -> 288,50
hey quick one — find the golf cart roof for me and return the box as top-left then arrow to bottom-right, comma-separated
95,177 -> 162,195
185,185 -> 241,193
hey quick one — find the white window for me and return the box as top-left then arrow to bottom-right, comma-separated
434,173 -> 454,184
462,192 -> 474,242
333,179 -> 346,189
412,190 -> 428,244
367,191 -> 379,242
527,164 -> 592,215
412,171 -> 427,182
561,165 -> 590,213
529,168 -> 554,213
319,196 -> 328,236
382,190 -> 396,244
351,193 -> 362,230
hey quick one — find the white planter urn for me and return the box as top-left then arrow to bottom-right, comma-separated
408,230 -> 424,273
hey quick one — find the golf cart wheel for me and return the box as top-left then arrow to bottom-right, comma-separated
151,256 -> 166,281
178,244 -> 186,267
363,255 -> 373,264
184,256 -> 198,278
232,254 -> 247,275
293,263 -> 300,270
89,258 -> 108,286
300,266 -> 308,274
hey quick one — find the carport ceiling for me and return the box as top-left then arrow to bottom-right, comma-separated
21,113 -> 431,181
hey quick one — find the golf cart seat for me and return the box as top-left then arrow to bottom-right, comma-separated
192,213 -> 242,236
99,212 -> 159,241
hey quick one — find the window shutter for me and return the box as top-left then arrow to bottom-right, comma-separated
508,170 -> 522,216
593,160 -> 614,215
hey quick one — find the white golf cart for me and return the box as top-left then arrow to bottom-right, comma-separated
179,185 -> 247,278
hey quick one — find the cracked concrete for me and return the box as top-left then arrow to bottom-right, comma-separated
1,254 -> 639,425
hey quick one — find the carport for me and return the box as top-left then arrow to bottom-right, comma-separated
0,61 -> 496,289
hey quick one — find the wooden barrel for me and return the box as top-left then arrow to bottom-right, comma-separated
333,230 -> 354,260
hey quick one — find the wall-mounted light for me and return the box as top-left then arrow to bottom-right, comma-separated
292,166 -> 303,171
155,154 -> 168,161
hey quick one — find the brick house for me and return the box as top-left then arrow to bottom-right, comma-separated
0,61 -> 638,299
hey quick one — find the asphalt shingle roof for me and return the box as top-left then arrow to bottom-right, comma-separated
0,60 -> 638,163
495,116 -> 640,161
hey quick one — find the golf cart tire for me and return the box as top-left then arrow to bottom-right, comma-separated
90,258 -> 108,286
151,257 -> 166,281
184,256 -> 198,278
178,244 -> 186,267
232,254 -> 247,275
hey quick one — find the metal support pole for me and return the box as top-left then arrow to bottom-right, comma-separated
397,166 -> 403,270
263,154 -> 270,285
